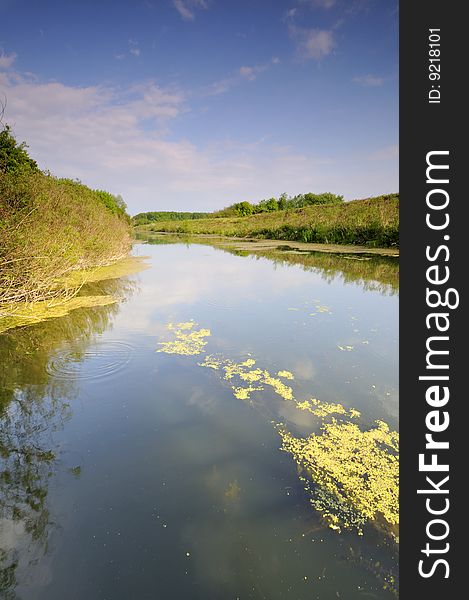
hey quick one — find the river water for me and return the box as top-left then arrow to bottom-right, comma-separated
0,235 -> 399,600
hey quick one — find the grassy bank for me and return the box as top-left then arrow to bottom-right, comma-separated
136,194 -> 399,248
1,127 -> 132,306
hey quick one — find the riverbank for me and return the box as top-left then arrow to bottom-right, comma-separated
1,126 -> 133,308
135,194 -> 399,248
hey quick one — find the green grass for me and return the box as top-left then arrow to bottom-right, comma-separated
137,194 -> 399,248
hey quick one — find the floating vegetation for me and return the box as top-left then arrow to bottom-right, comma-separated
277,417 -> 399,536
0,295 -> 118,334
199,355 -> 294,401
262,371 -> 294,400
232,385 -> 263,400
296,398 -> 360,419
157,321 -> 211,356
160,319 -> 398,540
315,304 -> 331,314
62,255 -> 150,287
0,255 -> 148,333
277,370 -> 294,380
337,344 -> 354,352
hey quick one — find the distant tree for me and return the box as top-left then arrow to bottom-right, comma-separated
277,195 -> 287,210
0,125 -> 39,174
259,198 -> 279,212
233,201 -> 254,216
290,192 -> 344,208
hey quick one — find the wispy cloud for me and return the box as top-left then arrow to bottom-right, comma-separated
1,68 -> 342,212
305,0 -> 337,8
128,39 -> 141,57
353,74 -> 384,87
0,51 -> 17,69
205,57 -> 280,96
115,40 -> 141,60
289,26 -> 335,61
172,0 -> 209,21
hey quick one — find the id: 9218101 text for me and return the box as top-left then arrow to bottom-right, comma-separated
428,29 -> 441,104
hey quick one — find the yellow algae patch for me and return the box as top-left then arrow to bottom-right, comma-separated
262,372 -> 294,400
1,256 -> 150,333
337,345 -> 354,352
199,355 -> 222,370
295,398 -> 346,417
199,355 -> 294,402
174,321 -> 196,330
157,322 -> 211,356
61,255 -> 150,287
277,370 -> 294,380
315,305 -> 331,313
294,398 -> 361,419
239,358 -> 256,368
278,419 -> 399,535
238,368 -> 264,384
0,295 -> 117,334
233,385 -> 263,400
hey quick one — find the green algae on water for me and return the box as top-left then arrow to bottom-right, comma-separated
61,255 -> 150,287
0,255 -> 150,333
199,355 -> 294,401
158,319 -> 399,539
0,295 -> 118,334
157,321 -> 211,356
277,417 -> 399,536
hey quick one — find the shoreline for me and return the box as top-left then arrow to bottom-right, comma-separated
136,231 -> 399,257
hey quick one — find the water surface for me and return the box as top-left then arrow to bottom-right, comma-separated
0,236 -> 398,599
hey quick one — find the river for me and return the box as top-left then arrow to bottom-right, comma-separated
0,234 -> 399,599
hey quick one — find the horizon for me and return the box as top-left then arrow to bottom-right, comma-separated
0,0 -> 398,214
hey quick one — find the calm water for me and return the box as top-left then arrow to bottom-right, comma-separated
0,237 -> 398,600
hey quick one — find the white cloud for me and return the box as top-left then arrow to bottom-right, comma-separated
205,58 -> 279,96
289,26 -> 335,61
353,74 -> 384,87
130,47 -> 141,57
0,51 -> 17,69
172,0 -> 208,21
0,65 -> 396,214
239,66 -> 256,80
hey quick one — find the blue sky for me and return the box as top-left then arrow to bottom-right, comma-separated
0,0 -> 398,214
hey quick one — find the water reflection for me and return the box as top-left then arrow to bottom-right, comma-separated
0,276 -> 135,597
0,240 -> 398,599
135,232 -> 399,295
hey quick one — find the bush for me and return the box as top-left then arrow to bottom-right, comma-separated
0,126 -> 132,304
0,125 -> 39,175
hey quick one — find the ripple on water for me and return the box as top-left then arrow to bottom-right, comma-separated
46,340 -> 134,381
